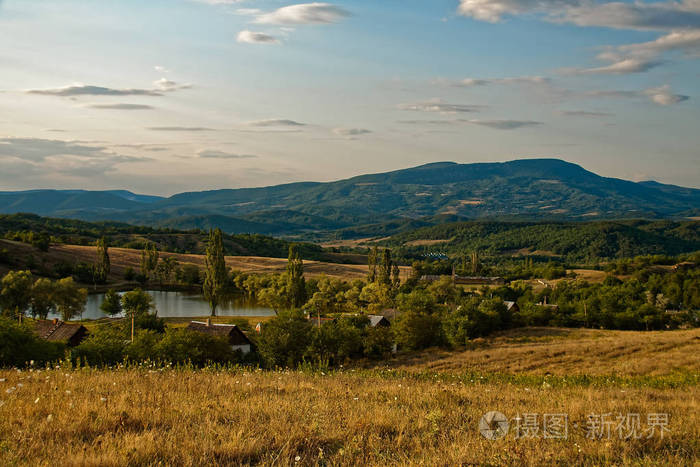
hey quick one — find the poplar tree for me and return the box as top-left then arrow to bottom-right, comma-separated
367,247 -> 378,283
286,244 -> 306,308
93,237 -> 110,285
203,229 -> 228,316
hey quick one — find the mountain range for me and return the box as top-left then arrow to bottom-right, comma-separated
1,159 -> 698,236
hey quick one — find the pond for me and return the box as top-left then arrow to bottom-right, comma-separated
49,290 -> 275,320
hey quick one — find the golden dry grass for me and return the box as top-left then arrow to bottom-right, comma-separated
1,328 -> 699,466
388,327 -> 700,376
0,240 -> 401,282
0,367 -> 697,466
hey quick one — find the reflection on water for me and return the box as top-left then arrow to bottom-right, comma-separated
49,290 -> 275,320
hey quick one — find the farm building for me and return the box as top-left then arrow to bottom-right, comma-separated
34,319 -> 88,347
187,320 -> 253,354
368,315 -> 391,327
504,301 -> 520,313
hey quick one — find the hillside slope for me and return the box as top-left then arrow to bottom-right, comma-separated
1,159 -> 699,234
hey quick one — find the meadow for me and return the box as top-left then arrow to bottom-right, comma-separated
1,328 -> 698,466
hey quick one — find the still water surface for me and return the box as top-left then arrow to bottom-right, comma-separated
49,290 -> 275,320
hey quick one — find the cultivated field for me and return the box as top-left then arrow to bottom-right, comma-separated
1,328 -> 698,466
388,327 -> 700,376
0,240 -> 403,282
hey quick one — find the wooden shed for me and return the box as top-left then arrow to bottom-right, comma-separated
187,320 -> 253,354
34,319 -> 88,347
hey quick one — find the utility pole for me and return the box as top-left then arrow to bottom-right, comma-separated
131,312 -> 135,343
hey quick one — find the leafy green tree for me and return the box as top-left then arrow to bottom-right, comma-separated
286,244 -> 306,308
0,270 -> 34,320
363,326 -> 395,359
156,256 -> 178,285
203,229 -> 229,316
258,310 -> 313,368
100,289 -> 123,317
54,277 -> 87,321
178,264 -> 201,285
31,278 -> 57,319
140,243 -> 159,281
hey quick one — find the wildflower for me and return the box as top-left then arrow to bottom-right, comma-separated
34,397 -> 40,404
46,414 -> 53,422
100,397 -> 107,402
295,456 -> 301,462
65,390 -> 71,395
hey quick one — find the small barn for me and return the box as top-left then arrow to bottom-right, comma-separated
34,319 -> 88,347
187,320 -> 253,354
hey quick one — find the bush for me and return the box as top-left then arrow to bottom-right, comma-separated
0,318 -> 65,367
363,326 -> 394,359
152,328 -> 237,366
71,327 -> 126,366
258,310 -> 312,368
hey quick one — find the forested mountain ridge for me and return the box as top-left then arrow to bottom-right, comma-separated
0,159 -> 698,235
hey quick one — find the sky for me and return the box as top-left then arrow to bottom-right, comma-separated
0,0 -> 698,195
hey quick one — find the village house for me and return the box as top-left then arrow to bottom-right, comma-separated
34,319 -> 88,347
504,301 -> 520,313
187,319 -> 253,354
368,315 -> 391,327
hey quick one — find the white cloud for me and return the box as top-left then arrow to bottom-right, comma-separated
247,119 -> 306,126
563,57 -> 663,74
88,103 -> 155,110
451,75 -> 551,86
398,100 -> 484,113
560,110 -> 614,117
459,119 -> 543,129
0,138 -> 149,178
456,0 -> 700,74
333,128 -> 372,136
586,84 -> 689,106
147,126 -> 216,131
457,0 -> 700,30
197,150 -> 257,159
237,30 -> 280,44
153,78 -> 192,91
27,84 -> 163,97
254,3 -> 350,25
642,85 -> 690,105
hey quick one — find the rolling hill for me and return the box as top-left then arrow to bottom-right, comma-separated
1,159 -> 698,234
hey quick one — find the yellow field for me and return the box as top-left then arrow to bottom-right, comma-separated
387,327 -> 700,376
0,328 -> 698,466
0,239 -> 397,282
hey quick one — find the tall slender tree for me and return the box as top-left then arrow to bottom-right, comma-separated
379,249 -> 392,285
93,237 -> 110,285
203,229 -> 228,316
286,244 -> 306,308
367,246 -> 378,283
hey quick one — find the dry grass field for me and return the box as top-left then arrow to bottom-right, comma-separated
389,327 -> 700,377
0,328 -> 698,466
0,240 -> 402,282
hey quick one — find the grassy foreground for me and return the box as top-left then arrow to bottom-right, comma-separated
0,365 -> 698,466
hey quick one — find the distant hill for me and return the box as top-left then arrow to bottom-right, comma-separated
380,219 -> 700,263
1,159 -> 698,234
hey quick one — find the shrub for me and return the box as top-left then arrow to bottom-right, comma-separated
258,310 -> 312,368
71,327 -> 126,366
0,318 -> 65,367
